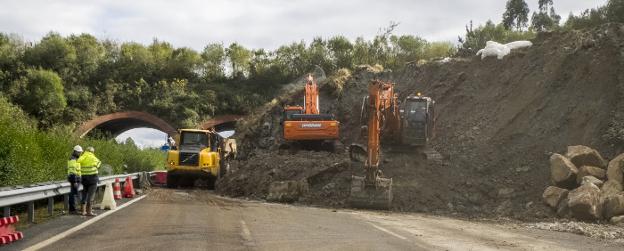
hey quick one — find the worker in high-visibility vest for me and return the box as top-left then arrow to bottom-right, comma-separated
77,146 -> 101,216
67,145 -> 83,214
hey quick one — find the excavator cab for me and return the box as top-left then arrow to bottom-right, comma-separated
283,106 -> 303,121
401,94 -> 435,146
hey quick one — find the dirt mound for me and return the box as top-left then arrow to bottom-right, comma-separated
218,23 -> 624,221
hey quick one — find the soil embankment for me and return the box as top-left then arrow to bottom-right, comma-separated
217,23 -> 624,220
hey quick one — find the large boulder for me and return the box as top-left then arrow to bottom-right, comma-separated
565,145 -> 607,168
603,194 -> 624,219
557,196 -> 571,218
550,154 -> 579,189
581,176 -> 604,187
602,180 -> 623,197
610,215 -> 624,225
567,183 -> 602,220
576,165 -> 606,184
542,186 -> 569,208
266,180 -> 309,202
607,153 -> 624,185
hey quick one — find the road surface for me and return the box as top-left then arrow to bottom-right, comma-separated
19,188 -> 624,250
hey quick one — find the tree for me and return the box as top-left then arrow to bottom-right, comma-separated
531,0 -> 561,31
201,43 -> 225,79
564,7 -> 607,30
23,32 -> 77,78
124,137 -> 138,148
502,0 -> 530,30
226,43 -> 251,78
13,69 -> 66,124
0,33 -> 25,91
606,0 -> 624,23
327,36 -> 353,69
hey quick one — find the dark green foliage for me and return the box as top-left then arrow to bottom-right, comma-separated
531,0 -> 561,31
12,69 -> 66,125
0,97 -> 165,186
0,28 -> 457,130
606,0 -> 624,23
564,0 -> 623,30
503,0 -> 530,31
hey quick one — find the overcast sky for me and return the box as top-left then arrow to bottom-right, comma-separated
0,0 -> 608,51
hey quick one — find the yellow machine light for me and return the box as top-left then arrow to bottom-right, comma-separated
417,92 -> 421,96
285,122 -> 292,127
169,161 -> 175,165
330,122 -> 337,126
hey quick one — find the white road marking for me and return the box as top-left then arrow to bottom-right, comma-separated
368,222 -> 408,240
240,220 -> 253,242
23,195 -> 147,251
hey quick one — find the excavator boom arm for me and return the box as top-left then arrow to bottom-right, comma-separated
304,75 -> 320,115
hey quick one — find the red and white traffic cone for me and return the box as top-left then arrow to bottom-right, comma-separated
0,216 -> 23,245
123,176 -> 134,198
113,178 -> 122,200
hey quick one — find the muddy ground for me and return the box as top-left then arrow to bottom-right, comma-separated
217,23 -> 624,222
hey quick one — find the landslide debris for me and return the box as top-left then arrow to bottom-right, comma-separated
217,23 -> 624,221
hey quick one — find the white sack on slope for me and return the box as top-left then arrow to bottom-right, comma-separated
476,40 -> 532,60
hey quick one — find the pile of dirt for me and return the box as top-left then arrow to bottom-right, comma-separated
217,23 -> 624,221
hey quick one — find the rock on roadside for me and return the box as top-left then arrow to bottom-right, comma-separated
566,145 -> 607,168
603,194 -> 624,219
267,180 -> 309,203
576,165 -> 606,184
580,176 -> 604,187
567,183 -> 602,221
610,215 -> 624,225
550,154 -> 579,189
542,186 -> 569,208
607,153 -> 624,185
602,180 -> 623,197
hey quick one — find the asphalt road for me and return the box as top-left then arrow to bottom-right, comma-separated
17,188 -> 624,251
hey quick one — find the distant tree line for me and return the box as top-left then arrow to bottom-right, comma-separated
457,0 -> 624,56
0,29 -> 455,130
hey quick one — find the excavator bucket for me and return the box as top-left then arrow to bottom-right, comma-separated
349,144 -> 367,163
348,175 -> 393,210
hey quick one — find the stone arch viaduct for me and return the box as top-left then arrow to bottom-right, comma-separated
75,111 -> 242,138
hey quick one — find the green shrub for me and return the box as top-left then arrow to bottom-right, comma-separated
0,96 -> 165,186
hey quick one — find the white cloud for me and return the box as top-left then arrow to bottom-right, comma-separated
0,0 -> 608,50
116,128 -> 166,149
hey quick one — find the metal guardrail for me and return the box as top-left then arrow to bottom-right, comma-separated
0,172 -> 147,223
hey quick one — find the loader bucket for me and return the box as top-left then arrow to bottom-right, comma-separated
348,175 -> 393,210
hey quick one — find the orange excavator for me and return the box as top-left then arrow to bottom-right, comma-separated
348,80 -> 436,209
282,75 -> 340,150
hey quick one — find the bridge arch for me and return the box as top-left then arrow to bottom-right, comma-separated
75,111 -> 177,138
200,115 -> 243,131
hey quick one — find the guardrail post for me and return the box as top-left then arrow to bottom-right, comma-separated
63,194 -> 69,212
27,201 -> 35,223
3,207 -> 9,217
48,197 -> 54,216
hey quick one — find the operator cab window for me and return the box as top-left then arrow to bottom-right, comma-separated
406,100 -> 427,121
181,132 -> 210,149
284,109 -> 302,121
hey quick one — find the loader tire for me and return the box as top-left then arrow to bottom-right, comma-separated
166,173 -> 177,188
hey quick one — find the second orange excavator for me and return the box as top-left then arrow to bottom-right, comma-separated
281,75 -> 340,151
348,79 -> 436,209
